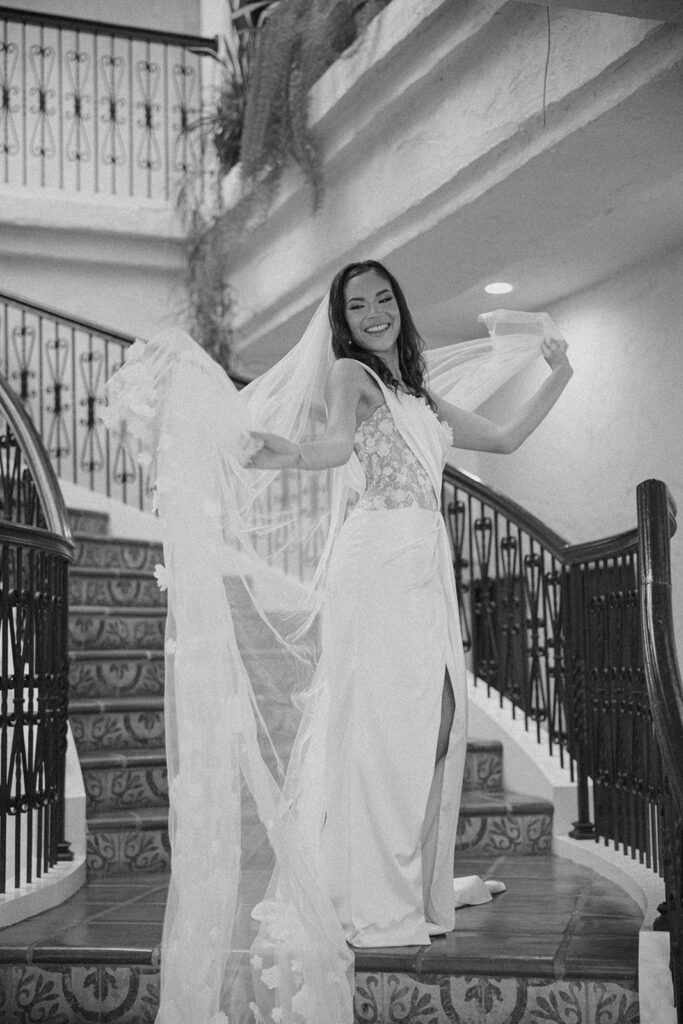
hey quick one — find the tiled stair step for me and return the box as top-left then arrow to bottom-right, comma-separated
456,790 -> 553,856
69,695 -> 297,761
70,697 -> 165,752
70,567 -> 167,608
79,748 -> 168,814
87,807 -> 171,875
0,856 -> 641,1023
69,650 -> 165,698
86,787 -> 552,876
73,534 -> 163,572
69,606 -> 166,652
68,508 -> 110,536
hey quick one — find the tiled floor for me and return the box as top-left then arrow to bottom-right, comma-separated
0,854 -> 643,1022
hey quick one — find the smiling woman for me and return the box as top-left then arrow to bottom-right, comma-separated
246,258 -> 573,954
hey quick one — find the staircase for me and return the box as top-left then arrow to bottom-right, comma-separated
68,507 -> 556,876
67,509 -> 169,876
0,508 -> 642,1021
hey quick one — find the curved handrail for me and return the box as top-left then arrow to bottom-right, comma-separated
444,464 -> 639,565
0,373 -> 73,554
637,478 -> 683,812
0,290 -> 136,348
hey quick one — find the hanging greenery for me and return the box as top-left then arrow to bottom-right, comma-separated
238,0 -> 355,208
180,0 -> 393,370
183,207 -> 233,372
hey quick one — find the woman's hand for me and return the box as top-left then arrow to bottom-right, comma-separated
244,431 -> 301,470
541,336 -> 572,377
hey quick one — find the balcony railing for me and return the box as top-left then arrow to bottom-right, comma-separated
0,371 -> 73,893
0,6 -> 219,202
0,288 -> 151,508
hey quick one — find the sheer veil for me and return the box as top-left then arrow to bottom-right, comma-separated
103,300 -> 556,1023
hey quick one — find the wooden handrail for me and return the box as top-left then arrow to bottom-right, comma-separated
0,374 -> 73,554
637,479 -> 683,811
444,464 -> 639,565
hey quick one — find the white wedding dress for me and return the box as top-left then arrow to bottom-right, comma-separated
316,367 -> 468,946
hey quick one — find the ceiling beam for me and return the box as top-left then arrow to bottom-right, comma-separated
516,1 -> 683,23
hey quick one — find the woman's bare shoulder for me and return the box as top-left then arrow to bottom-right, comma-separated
326,357 -> 375,396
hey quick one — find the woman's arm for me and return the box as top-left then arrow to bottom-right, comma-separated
433,338 -> 573,454
247,360 -> 364,471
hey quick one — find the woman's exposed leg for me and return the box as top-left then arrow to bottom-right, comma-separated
434,669 -> 455,765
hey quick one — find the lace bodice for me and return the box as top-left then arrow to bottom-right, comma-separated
354,402 -> 440,512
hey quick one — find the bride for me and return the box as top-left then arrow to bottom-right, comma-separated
246,260 -> 572,950
105,259 -> 571,1023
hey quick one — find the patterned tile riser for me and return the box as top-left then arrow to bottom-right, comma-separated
0,964 -> 160,1024
461,750 -> 503,794
455,814 -> 553,857
354,973 -> 639,1024
87,828 -> 171,876
69,658 -> 165,699
69,575 -> 167,608
0,967 -> 638,1024
71,711 -> 166,751
85,811 -> 552,876
84,765 -> 168,813
69,612 -> 166,652
74,539 -> 163,572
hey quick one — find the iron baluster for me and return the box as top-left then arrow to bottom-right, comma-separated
70,324 -> 77,487
12,308 -> 36,412
136,41 -> 161,198
78,340 -> 105,488
45,324 -> 71,474
64,32 -> 91,190
100,39 -> 126,194
21,19 -> 25,186
92,30 -> 98,193
0,26 -> 20,180
57,25 -> 62,188
27,29 -> 56,187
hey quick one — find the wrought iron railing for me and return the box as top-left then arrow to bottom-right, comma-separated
0,371 -> 73,893
0,6 -> 219,201
637,478 -> 682,1021
442,465 -> 674,868
445,466 -> 682,1006
0,288 -> 153,507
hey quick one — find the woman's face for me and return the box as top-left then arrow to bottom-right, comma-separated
343,269 -> 401,354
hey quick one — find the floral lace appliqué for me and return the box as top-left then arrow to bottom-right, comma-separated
354,404 -> 438,512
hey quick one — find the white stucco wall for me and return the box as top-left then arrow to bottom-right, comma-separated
454,242 -> 683,641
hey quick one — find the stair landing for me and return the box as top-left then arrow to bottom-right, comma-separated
0,853 -> 641,1023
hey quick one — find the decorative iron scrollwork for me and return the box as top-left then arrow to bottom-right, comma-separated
0,12 -> 218,199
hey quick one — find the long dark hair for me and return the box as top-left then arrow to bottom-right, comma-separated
328,260 -> 435,411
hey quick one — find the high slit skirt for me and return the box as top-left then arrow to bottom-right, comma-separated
317,506 -> 468,947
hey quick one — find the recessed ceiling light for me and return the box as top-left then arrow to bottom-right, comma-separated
484,282 -> 514,294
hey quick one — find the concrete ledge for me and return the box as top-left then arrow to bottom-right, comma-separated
60,480 -> 162,543
0,187 -> 184,243
0,856 -> 86,930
